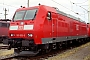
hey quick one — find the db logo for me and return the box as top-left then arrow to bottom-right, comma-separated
18,26 -> 23,30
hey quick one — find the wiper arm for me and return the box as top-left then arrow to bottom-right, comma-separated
32,11 -> 37,20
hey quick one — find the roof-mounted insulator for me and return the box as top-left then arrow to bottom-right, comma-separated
20,6 -> 25,8
20,6 -> 22,8
23,6 -> 25,8
38,3 -> 41,6
87,23 -> 90,24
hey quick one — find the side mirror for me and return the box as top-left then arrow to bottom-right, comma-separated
47,12 -> 51,20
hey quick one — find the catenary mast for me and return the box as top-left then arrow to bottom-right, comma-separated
28,0 -> 29,7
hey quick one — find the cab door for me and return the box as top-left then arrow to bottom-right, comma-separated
51,12 -> 58,37
47,12 -> 58,38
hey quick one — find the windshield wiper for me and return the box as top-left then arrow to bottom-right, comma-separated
32,11 -> 37,20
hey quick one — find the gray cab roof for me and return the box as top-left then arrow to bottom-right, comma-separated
53,7 -> 86,23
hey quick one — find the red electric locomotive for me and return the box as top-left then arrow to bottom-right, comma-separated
0,19 -> 10,43
87,23 -> 90,37
3,5 -> 88,55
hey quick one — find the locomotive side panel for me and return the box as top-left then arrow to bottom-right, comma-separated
81,22 -> 87,36
33,5 -> 48,44
57,14 -> 70,37
72,20 -> 80,36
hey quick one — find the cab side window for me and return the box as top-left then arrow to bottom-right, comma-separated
47,12 -> 51,20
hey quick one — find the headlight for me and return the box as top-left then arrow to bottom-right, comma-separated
10,34 -> 14,36
28,34 -> 33,37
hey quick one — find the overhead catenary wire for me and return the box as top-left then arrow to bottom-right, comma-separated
68,0 -> 88,12
0,3 -> 18,8
72,0 -> 88,4
51,0 -> 88,21
68,0 -> 88,20
51,0 -> 78,14
51,0 -> 86,15
0,2 -> 19,19
69,0 -> 88,10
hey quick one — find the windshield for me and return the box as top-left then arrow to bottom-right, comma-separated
14,11 -> 25,20
13,9 -> 38,20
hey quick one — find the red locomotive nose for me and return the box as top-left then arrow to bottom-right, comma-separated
9,21 -> 34,39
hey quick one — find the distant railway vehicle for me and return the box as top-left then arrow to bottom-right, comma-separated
0,19 -> 10,43
3,5 -> 88,55
87,23 -> 90,37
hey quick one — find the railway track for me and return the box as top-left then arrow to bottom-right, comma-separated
0,44 -> 9,49
1,48 -> 68,60
0,46 -> 9,49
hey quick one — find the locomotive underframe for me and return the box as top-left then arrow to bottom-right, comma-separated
3,38 -> 39,52
3,37 -> 90,56
0,36 -> 8,43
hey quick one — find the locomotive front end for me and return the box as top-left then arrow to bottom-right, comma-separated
3,7 -> 40,52
9,22 -> 35,50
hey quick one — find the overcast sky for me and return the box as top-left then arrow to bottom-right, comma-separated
0,0 -> 88,22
